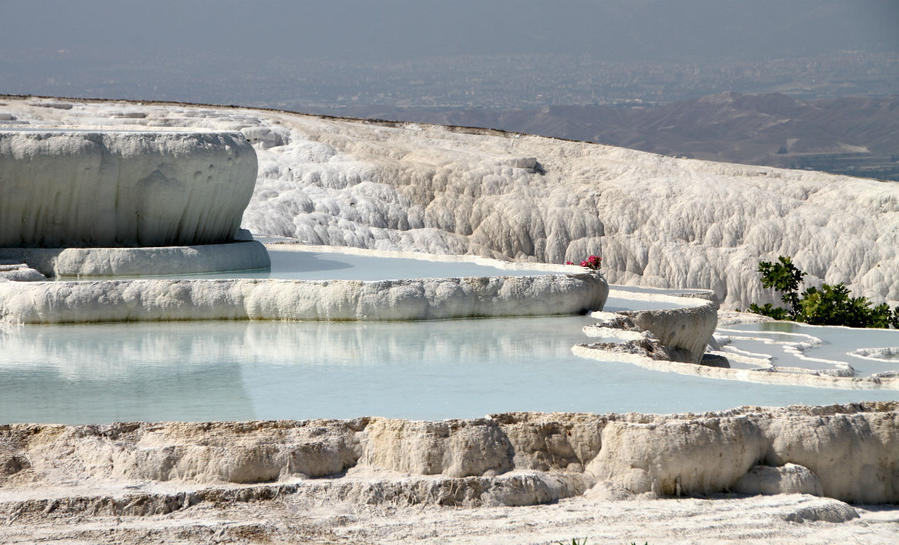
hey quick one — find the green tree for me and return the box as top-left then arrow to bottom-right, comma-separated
757,256 -> 806,319
747,302 -> 789,320
750,256 -> 897,328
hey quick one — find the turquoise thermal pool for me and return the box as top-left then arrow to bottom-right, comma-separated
2,315 -> 896,424
124,248 -> 558,281
719,321 -> 899,377
5,249 -> 895,424
102,248 -> 682,311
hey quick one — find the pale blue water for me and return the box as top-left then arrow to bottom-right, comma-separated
1,316 -> 895,424
7,255 -> 894,424
724,322 -> 899,377
602,296 -> 685,311
160,249 -> 559,281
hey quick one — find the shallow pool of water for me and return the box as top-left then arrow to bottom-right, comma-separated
141,249 -> 559,281
602,295 -> 687,312
721,322 -> 899,377
2,316 -> 895,424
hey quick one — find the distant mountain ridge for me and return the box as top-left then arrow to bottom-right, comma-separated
328,93 -> 899,181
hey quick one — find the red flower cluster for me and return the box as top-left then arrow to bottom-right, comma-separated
565,255 -> 602,270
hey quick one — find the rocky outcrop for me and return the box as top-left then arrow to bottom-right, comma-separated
0,130 -> 257,247
582,291 -> 719,364
619,303 -> 719,363
734,463 -> 824,496
2,403 -> 896,505
0,271 -> 608,323
0,263 -> 45,281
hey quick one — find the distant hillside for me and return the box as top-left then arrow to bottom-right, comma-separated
328,93 -> 899,181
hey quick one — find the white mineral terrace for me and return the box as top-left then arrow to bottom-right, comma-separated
0,248 -> 609,323
0,240 -> 271,278
2,97 -> 897,309
0,129 -> 258,247
1,97 -> 898,544
578,308 -> 899,390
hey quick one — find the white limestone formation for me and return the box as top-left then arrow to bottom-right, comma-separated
0,129 -> 257,247
0,263 -> 45,282
234,115 -> 899,310
619,303 -> 718,363
0,272 -> 608,324
1,403 -> 896,504
581,290 -> 719,364
734,463 -> 824,497
573,342 -> 899,390
849,346 -> 899,363
0,241 -> 270,278
4,99 -> 897,309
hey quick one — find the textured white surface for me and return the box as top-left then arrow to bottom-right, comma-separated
0,129 -> 257,247
583,292 -> 720,364
1,404 -> 896,504
0,263 -> 45,281
3,99 -> 897,309
0,241 -> 270,278
622,303 -> 719,363
735,463 -> 824,497
0,272 -> 608,324
0,98 -> 893,383
573,342 -> 899,389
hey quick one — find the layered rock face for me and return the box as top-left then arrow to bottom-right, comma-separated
619,301 -> 719,363
0,130 -> 257,247
1,403 -> 895,505
0,272 -> 608,323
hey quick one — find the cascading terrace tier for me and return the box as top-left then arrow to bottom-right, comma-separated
0,129 -> 269,277
0,130 -> 256,247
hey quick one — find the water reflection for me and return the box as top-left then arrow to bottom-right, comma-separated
1,317 -> 896,424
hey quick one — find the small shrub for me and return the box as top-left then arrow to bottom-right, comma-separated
747,302 -> 790,320
750,256 -> 898,328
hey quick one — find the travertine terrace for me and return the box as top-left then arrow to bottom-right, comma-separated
2,97 -> 897,308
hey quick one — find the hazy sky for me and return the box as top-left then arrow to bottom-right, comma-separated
2,0 -> 897,62
1,0 -> 897,108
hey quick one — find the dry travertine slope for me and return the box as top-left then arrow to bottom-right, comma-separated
2,403 -> 897,505
2,97 -> 897,309
2,404 -> 898,544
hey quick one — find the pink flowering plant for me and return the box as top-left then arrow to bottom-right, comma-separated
565,255 -> 602,270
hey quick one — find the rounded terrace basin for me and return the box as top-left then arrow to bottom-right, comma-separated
0,246 -> 610,322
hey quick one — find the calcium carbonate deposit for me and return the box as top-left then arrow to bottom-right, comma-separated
2,97 -> 898,545
0,272 -> 608,323
0,129 -> 257,247
2,97 -> 897,309
1,404 -> 897,544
